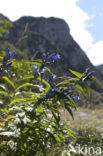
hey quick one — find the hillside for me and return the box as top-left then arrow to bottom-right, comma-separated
0,14 -> 103,79
96,64 -> 103,74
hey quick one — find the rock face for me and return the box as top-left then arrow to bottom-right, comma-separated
1,15 -> 103,78
96,65 -> 103,74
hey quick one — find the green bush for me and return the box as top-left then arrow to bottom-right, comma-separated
0,50 -> 95,155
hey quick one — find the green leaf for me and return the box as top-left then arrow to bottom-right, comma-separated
1,109 -> 10,113
37,104 -> 43,113
0,91 -> 9,96
67,95 -> 76,107
92,76 -> 98,82
83,83 -> 90,97
75,84 -> 85,97
70,69 -> 84,78
24,143 -> 27,148
60,100 -> 65,111
0,141 -> 6,145
10,98 -> 27,105
0,56 -> 3,59
5,116 -> 14,121
52,111 -> 60,124
54,135 -> 61,142
37,77 -> 50,92
16,83 -> 40,90
10,97 -> 35,106
35,59 -> 43,63
0,84 -> 7,91
19,76 -> 34,81
19,100 -> 36,105
57,78 -> 80,86
45,67 -> 53,75
65,106 -> 74,119
70,82 -> 85,97
2,76 -> 15,89
26,61 -> 42,66
67,130 -> 75,138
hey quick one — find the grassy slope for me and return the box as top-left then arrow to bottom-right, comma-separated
61,106 -> 103,155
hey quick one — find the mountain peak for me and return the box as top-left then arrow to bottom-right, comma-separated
0,15 -> 103,79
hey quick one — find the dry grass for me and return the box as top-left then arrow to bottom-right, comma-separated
61,104 -> 103,132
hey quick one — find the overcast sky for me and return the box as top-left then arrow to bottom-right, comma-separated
0,0 -> 103,65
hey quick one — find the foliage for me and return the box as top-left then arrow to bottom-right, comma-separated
0,15 -> 12,37
67,127 -> 103,156
61,106 -> 103,156
0,50 -> 94,155
74,127 -> 103,155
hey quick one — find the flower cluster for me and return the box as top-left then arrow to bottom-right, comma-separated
0,48 -> 15,76
82,71 -> 95,82
33,52 -> 60,75
45,87 -> 80,104
42,52 -> 60,62
33,52 -> 80,110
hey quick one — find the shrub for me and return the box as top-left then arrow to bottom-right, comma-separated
0,50 -> 95,155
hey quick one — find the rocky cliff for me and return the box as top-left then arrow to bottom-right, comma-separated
0,14 -> 103,79
96,65 -> 103,74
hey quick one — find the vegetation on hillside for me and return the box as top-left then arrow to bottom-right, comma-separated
0,48 -> 96,155
0,15 -> 103,156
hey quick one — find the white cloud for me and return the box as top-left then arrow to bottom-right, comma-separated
0,0 -> 103,65
87,41 -> 103,65
0,0 -> 93,49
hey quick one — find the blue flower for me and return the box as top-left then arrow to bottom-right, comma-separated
0,62 -> 12,75
0,49 -> 15,77
42,52 -> 60,62
45,88 -> 55,96
33,65 -> 38,74
64,102 -> 71,107
44,77 -> 48,81
48,75 -> 56,82
44,87 -> 59,98
39,84 -> 44,92
69,93 -> 80,101
82,71 -> 95,81
39,65 -> 46,73
88,71 -> 95,77
37,53 -> 60,75
39,64 -> 45,72
5,62 -> 12,71
44,86 -> 80,106
3,48 -> 15,65
59,87 -> 71,99
51,54 -> 60,62
58,87 -> 80,102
